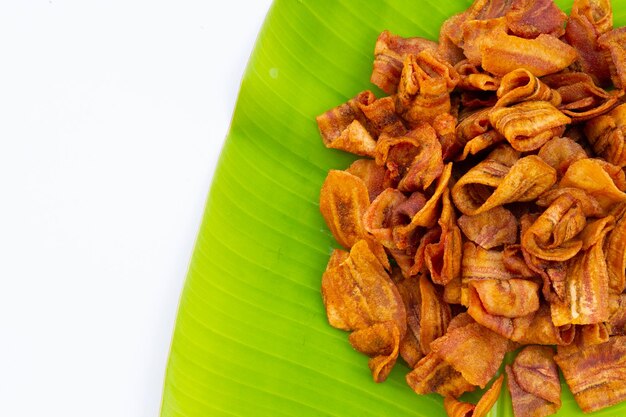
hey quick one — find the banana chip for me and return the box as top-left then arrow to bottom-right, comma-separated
556,336 -> 626,412
406,352 -> 475,398
346,159 -> 394,202
605,203 -> 626,293
521,194 -> 586,262
321,241 -> 406,382
599,27 -> 626,88
430,321 -> 509,388
482,33 -> 577,77
489,101 -> 570,151
443,375 -> 503,417
543,72 -> 622,122
585,103 -> 626,167
565,0 -> 613,86
459,206 -> 518,249
495,68 -> 561,108
455,60 -> 501,92
537,137 -> 588,176
561,158 -> 626,210
609,293 -> 626,335
506,0 -> 567,38
375,124 -> 444,192
550,217 -> 613,326
371,30 -> 438,95
423,188 -> 462,285
396,51 -> 460,127
507,346 -> 561,417
452,146 -> 556,215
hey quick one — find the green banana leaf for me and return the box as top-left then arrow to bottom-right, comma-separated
161,1 -> 626,416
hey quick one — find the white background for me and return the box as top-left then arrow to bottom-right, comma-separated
0,1 -> 273,416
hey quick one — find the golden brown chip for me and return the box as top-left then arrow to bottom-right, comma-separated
411,226 -> 442,276
471,279 -> 540,318
316,91 -> 378,156
506,0 -> 567,38
560,158 -> 626,211
489,101 -> 570,151
537,137 -> 588,177
447,311 -> 477,331
462,242 -> 520,282
348,321 -> 402,382
391,270 -> 423,368
443,374 -> 504,417
579,214 -> 615,250
507,346 -> 561,417
363,188 -> 413,250
605,202 -> 626,293
394,163 -> 453,249
502,244 -> 537,278
345,159 -> 394,202
319,170 -> 371,249
536,187 -> 604,217
399,129 -> 444,192
458,206 -> 518,249
406,352 -> 476,398
430,321 -> 509,388
438,13 -> 469,66
467,281 -> 533,340
321,240 -> 405,331
358,95 -> 407,138
452,146 -> 556,216
565,0 -> 613,87
434,112 -> 462,161
326,249 -> 349,271
443,397 -> 476,417
423,188 -> 462,285
514,346 -> 561,404
370,30 -> 439,95
609,293 -> 626,335
481,33 -> 578,77
521,194 -> 586,262
555,336 -> 626,413
396,51 -> 460,127
455,108 -> 504,160
519,213 -> 570,301
599,27 -> 626,88
321,240 -> 406,382
543,72 -> 623,122
578,322 -> 610,346
462,17 -> 509,66
495,68 -> 561,108
441,0 -> 514,52
597,158 -> 626,190
455,59 -> 501,92
514,304 -> 575,345
550,222 -> 611,326
585,103 -> 626,167
418,275 -> 452,355
443,276 -> 463,306
319,170 -> 389,268
462,242 -> 528,305
375,125 -> 444,193
316,90 -> 412,157
458,130 -> 506,161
